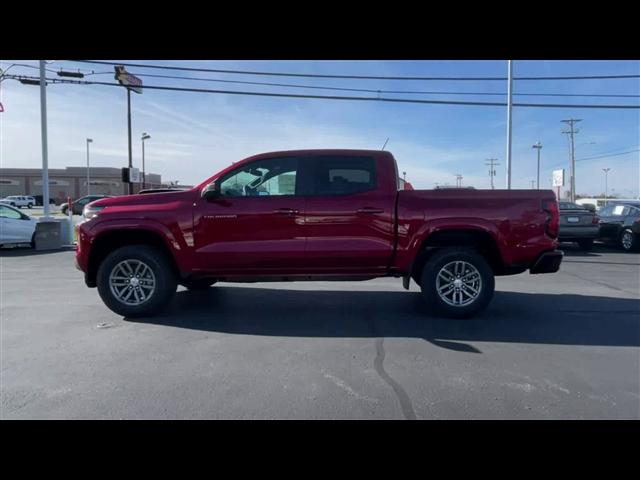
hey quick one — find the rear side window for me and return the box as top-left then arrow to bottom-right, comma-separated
312,156 -> 376,195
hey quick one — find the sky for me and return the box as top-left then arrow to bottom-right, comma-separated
1,60 -> 639,197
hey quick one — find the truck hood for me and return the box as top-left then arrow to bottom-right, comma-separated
90,189 -> 197,208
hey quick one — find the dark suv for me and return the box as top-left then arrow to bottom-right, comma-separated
60,195 -> 111,215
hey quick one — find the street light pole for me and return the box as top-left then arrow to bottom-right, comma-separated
86,138 -> 93,195
141,132 -> 151,189
127,88 -> 133,194
603,168 -> 611,206
532,141 -> 542,190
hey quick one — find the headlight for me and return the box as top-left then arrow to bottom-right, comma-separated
83,205 -> 104,220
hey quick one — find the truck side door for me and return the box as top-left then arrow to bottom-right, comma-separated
302,154 -> 396,274
192,156 -> 307,274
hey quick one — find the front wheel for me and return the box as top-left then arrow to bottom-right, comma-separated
420,247 -> 495,319
27,203 -> 33,209
96,245 -> 177,317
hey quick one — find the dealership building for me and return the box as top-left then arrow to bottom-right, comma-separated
0,166 -> 164,204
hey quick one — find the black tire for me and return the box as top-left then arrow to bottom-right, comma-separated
61,206 -> 68,215
577,239 -> 594,251
181,278 -> 217,291
419,247 -> 495,319
10,202 -> 15,207
30,233 -> 36,249
96,245 -> 177,317
27,203 -> 33,209
620,229 -> 639,252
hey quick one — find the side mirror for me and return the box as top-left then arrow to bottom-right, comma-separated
201,181 -> 221,200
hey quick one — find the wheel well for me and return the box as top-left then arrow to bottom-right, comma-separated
411,229 -> 504,284
87,229 -> 179,286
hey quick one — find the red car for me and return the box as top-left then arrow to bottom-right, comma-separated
76,149 -> 562,318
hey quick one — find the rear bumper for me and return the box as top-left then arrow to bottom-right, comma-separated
530,250 -> 564,274
559,225 -> 599,240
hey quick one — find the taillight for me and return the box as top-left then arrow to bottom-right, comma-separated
592,215 -> 600,224
542,199 -> 559,238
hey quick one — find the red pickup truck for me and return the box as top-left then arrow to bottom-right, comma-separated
76,149 -> 562,318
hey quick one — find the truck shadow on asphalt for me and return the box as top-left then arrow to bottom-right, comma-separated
125,287 -> 640,352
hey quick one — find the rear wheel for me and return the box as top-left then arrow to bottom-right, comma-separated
620,229 -> 638,252
27,203 -> 33,209
181,278 -> 217,291
577,239 -> 594,251
96,245 -> 177,317
420,247 -> 495,319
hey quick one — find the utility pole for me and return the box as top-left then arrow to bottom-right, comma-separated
561,118 -> 581,202
455,174 -> 463,187
532,141 -> 542,189
485,158 -> 499,189
530,180 -> 536,188
506,60 -> 513,189
39,60 -> 51,219
86,138 -> 93,195
603,168 -> 611,206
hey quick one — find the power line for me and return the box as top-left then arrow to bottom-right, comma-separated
66,60 -> 640,81
6,75 -> 640,110
8,64 -> 640,98
576,149 -> 640,162
74,71 -> 640,98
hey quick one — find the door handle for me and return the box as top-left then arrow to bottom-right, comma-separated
357,207 -> 384,214
273,208 -> 300,215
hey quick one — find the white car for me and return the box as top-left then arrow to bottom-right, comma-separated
0,195 -> 36,208
0,204 -> 38,247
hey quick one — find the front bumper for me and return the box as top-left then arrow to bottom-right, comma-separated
530,250 -> 564,274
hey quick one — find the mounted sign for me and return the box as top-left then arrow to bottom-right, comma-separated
121,167 -> 141,183
552,169 -> 565,187
114,66 -> 143,94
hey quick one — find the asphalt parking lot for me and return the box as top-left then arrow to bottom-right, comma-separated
1,244 -> 638,419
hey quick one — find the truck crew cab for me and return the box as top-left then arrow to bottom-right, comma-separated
76,150 -> 562,318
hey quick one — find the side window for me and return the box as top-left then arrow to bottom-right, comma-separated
220,157 -> 299,197
0,206 -> 22,219
612,205 -> 627,216
312,156 -> 376,195
630,207 -> 640,217
599,205 -> 613,216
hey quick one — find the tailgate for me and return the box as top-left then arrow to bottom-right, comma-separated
560,209 -> 594,226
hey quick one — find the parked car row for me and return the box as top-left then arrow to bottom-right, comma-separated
559,201 -> 640,252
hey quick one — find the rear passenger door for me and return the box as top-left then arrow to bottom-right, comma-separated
302,155 -> 395,273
